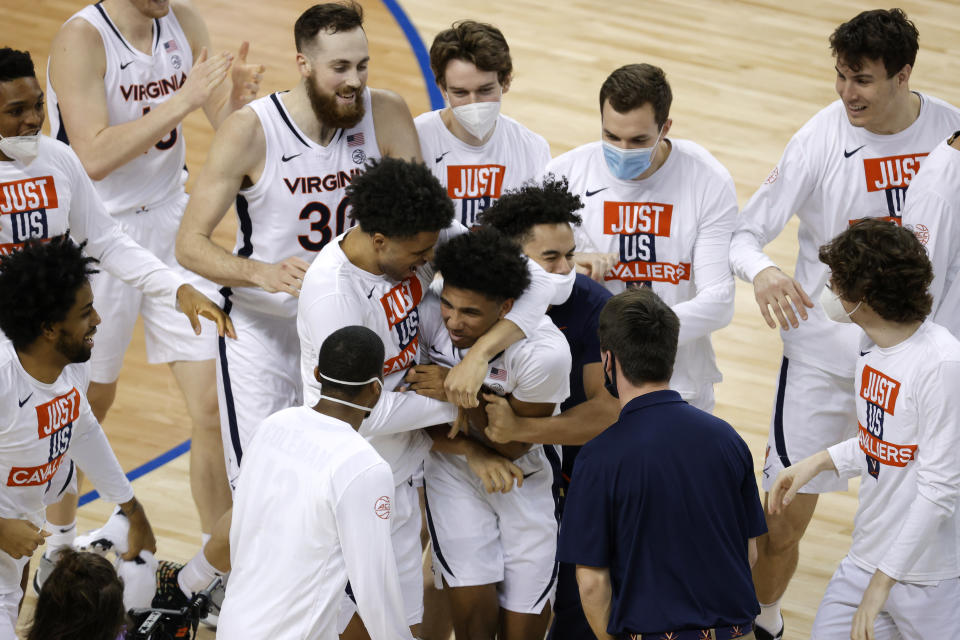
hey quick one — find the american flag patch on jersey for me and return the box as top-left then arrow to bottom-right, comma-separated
163,40 -> 179,52
489,367 -> 507,381
347,133 -> 364,147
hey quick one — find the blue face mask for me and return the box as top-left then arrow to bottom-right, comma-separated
601,129 -> 663,180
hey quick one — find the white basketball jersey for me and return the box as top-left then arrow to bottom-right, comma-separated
225,89 -> 380,318
47,3 -> 192,213
414,110 -> 550,227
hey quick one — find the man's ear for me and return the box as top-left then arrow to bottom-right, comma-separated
498,298 -> 514,318
314,365 -> 321,384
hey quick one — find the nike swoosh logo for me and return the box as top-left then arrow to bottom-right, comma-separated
120,61 -> 134,70
585,187 -> 608,197
435,151 -> 450,163
844,145 -> 866,158
282,153 -> 302,162
18,393 -> 33,408
429,345 -> 444,355
366,286 -> 375,299
522,470 -> 539,479
859,350 -> 871,356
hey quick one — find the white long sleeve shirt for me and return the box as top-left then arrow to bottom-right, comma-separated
901,135 -> 960,337
219,406 -> 411,640
827,322 -> 960,582
731,95 -> 960,377
546,139 -> 736,396
0,136 -> 183,309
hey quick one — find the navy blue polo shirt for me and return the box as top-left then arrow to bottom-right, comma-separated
557,390 -> 766,635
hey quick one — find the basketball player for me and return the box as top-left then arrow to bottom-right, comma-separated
728,11 -> 960,638
418,227 -> 570,640
415,20 -> 550,228
0,235 -> 156,639
219,326 -> 413,640
770,219 -> 960,639
545,63 -> 736,413
44,0 -> 263,561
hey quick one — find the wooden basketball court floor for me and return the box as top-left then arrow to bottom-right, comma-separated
4,0 -> 960,637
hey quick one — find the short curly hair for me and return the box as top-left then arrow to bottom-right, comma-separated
0,234 -> 99,350
478,176 -> 583,244
0,48 -> 35,82
433,227 -> 530,302
819,218 -> 932,323
347,158 -> 453,239
830,9 -> 919,77
430,21 -> 512,88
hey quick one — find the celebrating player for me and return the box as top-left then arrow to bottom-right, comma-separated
415,20 -> 550,228
770,219 -> 960,639
729,11 -> 960,637
545,63 -> 736,413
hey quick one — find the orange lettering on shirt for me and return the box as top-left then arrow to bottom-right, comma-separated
447,165 -> 505,199
35,388 -> 81,438
858,424 -> 917,467
860,366 -> 901,415
602,202 -> 673,236
0,177 -> 58,215
862,154 -> 926,192
380,278 -> 423,329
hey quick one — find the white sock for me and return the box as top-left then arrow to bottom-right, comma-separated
177,549 -> 221,597
755,600 -> 783,634
45,520 -> 76,554
201,533 -> 211,547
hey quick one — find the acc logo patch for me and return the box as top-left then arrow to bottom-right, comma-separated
352,149 -> 367,165
764,166 -> 779,185
911,223 -> 930,246
374,495 -> 391,520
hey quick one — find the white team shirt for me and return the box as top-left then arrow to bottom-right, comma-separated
901,136 -> 960,336
219,406 -> 411,640
546,139 -> 736,396
297,227 -> 554,484
731,94 -> 960,377
827,322 -> 960,582
226,89 -> 381,318
0,342 -> 133,592
415,110 -> 551,227
0,137 -> 182,309
48,3 -> 192,213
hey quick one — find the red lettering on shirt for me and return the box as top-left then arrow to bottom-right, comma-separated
35,388 -> 81,439
860,366 -> 901,415
863,154 -> 926,192
383,337 -> 419,376
607,261 -> 691,285
7,456 -> 67,487
858,423 -> 917,467
0,177 -> 58,215
602,202 -> 673,236
380,278 -> 423,328
447,165 -> 505,199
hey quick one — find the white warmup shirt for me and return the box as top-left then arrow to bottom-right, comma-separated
546,139 -> 736,396
827,322 -> 960,582
731,94 -> 960,378
48,3 -> 193,212
901,135 -> 960,336
297,226 -> 554,485
225,89 -> 380,318
0,342 -> 133,593
0,136 -> 183,309
219,406 -> 411,640
415,110 -> 550,227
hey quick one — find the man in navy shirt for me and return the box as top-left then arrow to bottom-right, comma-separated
478,177 -> 618,639
559,288 -> 765,639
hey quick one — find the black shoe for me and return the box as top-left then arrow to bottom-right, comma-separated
753,621 -> 784,640
152,560 -> 191,610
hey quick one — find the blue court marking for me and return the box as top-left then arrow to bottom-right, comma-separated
381,0 -> 445,110
78,439 -> 191,507
78,2 -> 437,508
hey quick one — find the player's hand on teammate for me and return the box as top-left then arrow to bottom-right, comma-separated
768,450 -> 833,514
753,265 -> 814,330
482,393 -> 519,444
0,518 -> 50,559
176,284 -> 237,339
229,41 -> 265,112
851,570 -> 896,640
120,498 -> 157,561
464,442 -> 524,494
256,256 -> 311,297
405,365 -> 450,402
178,47 -> 233,113
445,352 -> 488,408
573,252 -> 618,283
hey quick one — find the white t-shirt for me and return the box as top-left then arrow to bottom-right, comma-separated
546,139 -> 736,396
219,406 -> 411,640
48,3 -> 192,212
0,342 -> 133,593
731,94 -> 960,377
0,136 -> 182,309
827,322 -> 960,583
901,136 -> 960,336
415,110 -> 551,227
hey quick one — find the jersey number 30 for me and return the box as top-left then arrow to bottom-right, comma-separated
298,198 -> 352,251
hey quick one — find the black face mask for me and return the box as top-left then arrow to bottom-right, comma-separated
603,352 -> 619,399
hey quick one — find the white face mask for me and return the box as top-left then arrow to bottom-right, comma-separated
819,284 -> 862,324
545,267 -> 576,306
451,101 -> 500,140
318,373 -> 383,413
0,133 -> 40,165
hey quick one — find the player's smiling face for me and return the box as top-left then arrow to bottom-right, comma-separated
51,281 -> 101,364
522,223 -> 576,275
0,77 -> 45,141
440,285 -> 511,349
300,27 -> 369,129
835,56 -> 906,133
441,59 -> 507,107
375,230 -> 438,281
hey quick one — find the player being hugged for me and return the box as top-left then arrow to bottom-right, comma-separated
416,227 -> 571,640
0,235 -> 156,639
769,219 -> 960,640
